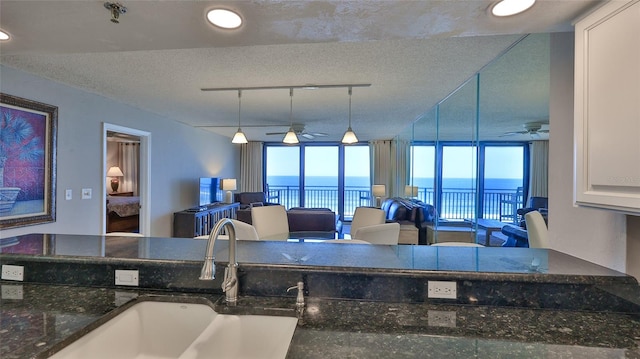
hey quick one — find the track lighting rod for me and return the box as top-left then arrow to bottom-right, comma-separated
201,83 -> 371,92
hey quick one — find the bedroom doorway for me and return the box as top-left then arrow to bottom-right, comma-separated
103,123 -> 151,236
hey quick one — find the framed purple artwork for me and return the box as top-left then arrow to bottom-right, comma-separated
0,93 -> 57,229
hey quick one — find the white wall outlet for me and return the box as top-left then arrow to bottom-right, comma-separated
427,280 -> 457,299
1,284 -> 24,300
65,189 -> 72,200
427,310 -> 457,327
81,188 -> 92,199
115,269 -> 139,286
1,264 -> 24,281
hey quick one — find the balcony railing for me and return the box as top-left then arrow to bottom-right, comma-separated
267,185 -> 523,222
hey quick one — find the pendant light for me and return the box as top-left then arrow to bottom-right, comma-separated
341,86 -> 358,144
283,88 -> 299,144
231,89 -> 248,144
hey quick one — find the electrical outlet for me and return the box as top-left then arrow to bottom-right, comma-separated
427,280 -> 457,299
115,269 -> 139,286
1,265 -> 24,281
1,284 -> 24,300
427,310 -> 457,327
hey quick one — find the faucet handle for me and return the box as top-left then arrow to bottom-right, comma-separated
287,281 -> 305,308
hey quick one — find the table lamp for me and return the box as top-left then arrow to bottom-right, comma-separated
221,178 -> 237,203
106,166 -> 124,192
405,185 -> 418,198
372,184 -> 386,208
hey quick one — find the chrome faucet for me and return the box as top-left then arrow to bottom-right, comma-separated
199,218 -> 238,304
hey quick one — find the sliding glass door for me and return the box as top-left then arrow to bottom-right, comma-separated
484,145 -> 526,222
304,146 -> 338,210
265,146 -> 300,208
410,143 -> 527,223
344,145 -> 371,219
265,143 -> 370,220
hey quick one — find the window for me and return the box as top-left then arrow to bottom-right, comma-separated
265,146 -> 300,208
265,143 -> 371,220
411,142 -> 527,222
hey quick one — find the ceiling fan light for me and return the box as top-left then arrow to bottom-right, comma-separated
341,127 -> 358,144
232,128 -> 248,144
283,129 -> 299,144
491,0 -> 535,17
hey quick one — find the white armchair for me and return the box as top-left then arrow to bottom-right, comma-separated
350,207 -> 386,239
352,223 -> 400,245
251,205 -> 289,239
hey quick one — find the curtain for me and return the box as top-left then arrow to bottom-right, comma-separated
369,140 -> 393,198
393,139 -> 410,198
529,140 -> 549,198
118,142 -> 140,195
240,141 -> 264,192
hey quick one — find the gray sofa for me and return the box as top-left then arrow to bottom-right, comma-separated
235,202 -> 341,238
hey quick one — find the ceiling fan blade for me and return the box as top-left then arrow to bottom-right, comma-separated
500,130 -> 527,136
301,133 -> 315,140
265,131 -> 287,135
308,132 -> 328,137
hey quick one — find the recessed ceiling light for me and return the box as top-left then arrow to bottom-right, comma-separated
206,9 -> 242,29
0,29 -> 10,41
491,0 -> 536,17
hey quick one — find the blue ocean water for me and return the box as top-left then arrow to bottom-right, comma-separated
267,176 -> 520,190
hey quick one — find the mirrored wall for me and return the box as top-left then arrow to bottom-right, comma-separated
398,33 -> 550,246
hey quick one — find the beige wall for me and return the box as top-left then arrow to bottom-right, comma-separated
548,32 -> 628,273
0,65 -> 239,238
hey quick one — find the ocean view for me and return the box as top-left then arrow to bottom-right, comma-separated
267,176 -> 521,190
266,176 -> 522,219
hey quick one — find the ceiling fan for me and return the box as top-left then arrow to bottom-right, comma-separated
501,122 -> 549,137
265,124 -> 329,140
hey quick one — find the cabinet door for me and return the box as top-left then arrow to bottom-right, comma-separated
574,0 -> 640,213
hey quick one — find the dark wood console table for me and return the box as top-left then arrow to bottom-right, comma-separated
173,202 -> 239,238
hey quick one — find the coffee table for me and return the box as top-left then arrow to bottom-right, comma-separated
426,225 -> 476,244
464,218 -> 507,246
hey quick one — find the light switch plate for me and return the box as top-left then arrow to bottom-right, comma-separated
81,188 -> 92,199
65,189 -> 72,200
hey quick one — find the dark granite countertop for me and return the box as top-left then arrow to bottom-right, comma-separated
1,234 -> 635,284
2,283 -> 640,359
2,233 -> 640,357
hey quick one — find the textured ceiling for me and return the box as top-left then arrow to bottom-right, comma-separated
0,0 -> 601,142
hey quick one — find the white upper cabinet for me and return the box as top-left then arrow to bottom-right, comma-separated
574,0 -> 640,214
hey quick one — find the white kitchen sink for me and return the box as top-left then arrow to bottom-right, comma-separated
49,300 -> 298,359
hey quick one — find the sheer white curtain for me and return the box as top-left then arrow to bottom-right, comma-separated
393,139 -> 409,198
118,142 -> 139,195
369,140 -> 393,197
529,140 -> 549,198
240,141 -> 264,192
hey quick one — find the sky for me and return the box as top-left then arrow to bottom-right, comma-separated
267,145 -> 523,179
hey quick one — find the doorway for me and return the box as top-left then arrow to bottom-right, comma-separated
103,123 -> 151,235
